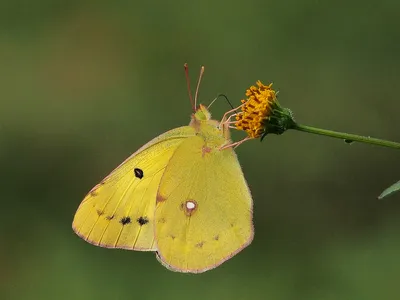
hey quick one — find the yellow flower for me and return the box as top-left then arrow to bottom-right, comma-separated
235,81 -> 277,138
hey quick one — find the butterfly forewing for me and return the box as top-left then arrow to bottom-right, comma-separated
72,126 -> 196,251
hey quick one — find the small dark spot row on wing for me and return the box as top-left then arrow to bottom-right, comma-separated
134,168 -> 144,179
137,216 -> 149,226
96,209 -> 104,216
106,215 -> 114,220
195,241 -> 205,248
120,216 -> 131,225
89,183 -> 104,197
214,235 -> 219,241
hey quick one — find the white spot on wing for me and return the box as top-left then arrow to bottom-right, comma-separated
186,201 -> 196,210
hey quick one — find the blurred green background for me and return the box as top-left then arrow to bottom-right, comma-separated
1,0 -> 400,299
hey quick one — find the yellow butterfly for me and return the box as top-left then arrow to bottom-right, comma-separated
72,64 -> 254,273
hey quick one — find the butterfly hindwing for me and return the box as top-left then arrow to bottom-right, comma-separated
72,126 -> 195,251
155,134 -> 254,272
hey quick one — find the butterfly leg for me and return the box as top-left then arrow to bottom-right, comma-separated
219,104 -> 245,127
219,113 -> 239,130
219,136 -> 253,150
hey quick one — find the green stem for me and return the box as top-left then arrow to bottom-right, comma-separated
291,123 -> 400,149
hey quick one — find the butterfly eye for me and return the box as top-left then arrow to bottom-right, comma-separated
120,216 -> 132,225
134,168 -> 144,179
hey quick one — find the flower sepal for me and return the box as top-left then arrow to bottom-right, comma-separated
260,102 -> 295,141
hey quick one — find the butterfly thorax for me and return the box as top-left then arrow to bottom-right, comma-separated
190,104 -> 231,148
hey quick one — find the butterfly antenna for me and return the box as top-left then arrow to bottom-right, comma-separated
208,94 -> 235,110
184,63 -> 195,111
194,66 -> 205,110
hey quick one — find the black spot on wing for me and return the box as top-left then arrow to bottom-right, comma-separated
120,216 -> 131,225
137,216 -> 149,226
134,168 -> 144,179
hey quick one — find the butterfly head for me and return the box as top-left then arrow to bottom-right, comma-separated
190,104 -> 217,128
190,103 -> 231,142
193,104 -> 211,121
185,64 -> 228,137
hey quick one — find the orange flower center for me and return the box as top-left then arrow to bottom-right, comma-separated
235,81 -> 276,138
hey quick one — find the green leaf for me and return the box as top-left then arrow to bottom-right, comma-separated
378,180 -> 400,199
